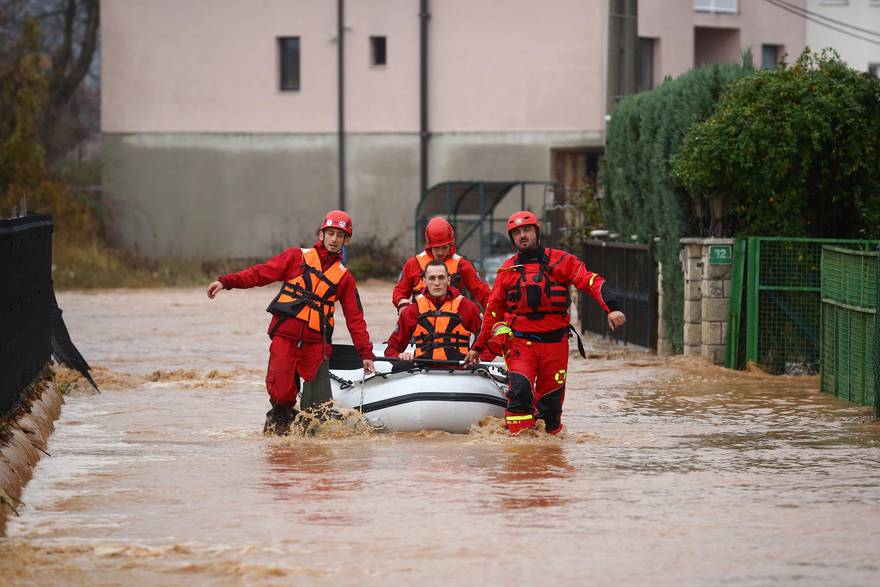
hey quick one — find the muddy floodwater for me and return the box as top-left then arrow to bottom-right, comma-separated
2,283 -> 879,586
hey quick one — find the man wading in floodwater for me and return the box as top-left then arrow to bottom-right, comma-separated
392,216 -> 490,312
207,211 -> 375,436
384,260 -> 494,370
465,211 -> 626,436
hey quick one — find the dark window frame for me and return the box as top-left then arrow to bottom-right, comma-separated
638,37 -> 656,92
278,36 -> 301,91
370,36 -> 387,67
761,44 -> 782,70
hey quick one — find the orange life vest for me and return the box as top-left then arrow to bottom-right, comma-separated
501,248 -> 571,321
413,251 -> 463,294
411,294 -> 473,361
266,248 -> 347,338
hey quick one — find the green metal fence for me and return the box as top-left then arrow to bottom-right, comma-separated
729,237 -> 878,375
875,246 -> 880,416
820,246 -> 879,412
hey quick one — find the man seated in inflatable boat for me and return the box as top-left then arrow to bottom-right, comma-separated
385,260 -> 495,370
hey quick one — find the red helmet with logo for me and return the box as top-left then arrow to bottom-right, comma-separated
507,211 -> 540,234
425,217 -> 455,248
320,210 -> 353,236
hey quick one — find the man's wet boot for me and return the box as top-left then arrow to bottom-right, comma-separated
546,423 -> 565,437
505,411 -> 536,435
263,403 -> 299,436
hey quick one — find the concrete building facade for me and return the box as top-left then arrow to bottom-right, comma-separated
101,0 -> 805,258
805,0 -> 880,74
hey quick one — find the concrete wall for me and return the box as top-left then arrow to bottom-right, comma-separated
103,134 -> 340,257
805,0 -> 880,72
103,131 -> 598,258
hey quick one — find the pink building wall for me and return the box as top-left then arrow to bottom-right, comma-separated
428,0 -> 607,132
104,1 -> 805,135
639,0 -> 806,79
103,0 -> 340,133
103,0 -> 607,135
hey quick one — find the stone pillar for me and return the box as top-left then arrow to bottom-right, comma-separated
700,238 -> 733,365
656,261 -> 673,356
680,237 -> 735,365
682,239 -> 703,356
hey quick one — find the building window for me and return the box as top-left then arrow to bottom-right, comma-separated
694,0 -> 738,14
761,44 -> 782,69
869,64 -> 880,77
278,37 -> 300,91
370,36 -> 387,66
638,38 -> 656,92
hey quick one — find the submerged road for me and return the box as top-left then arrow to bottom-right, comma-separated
2,283 -> 879,586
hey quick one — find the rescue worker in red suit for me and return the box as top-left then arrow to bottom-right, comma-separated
465,211 -> 626,435
385,260 -> 494,369
393,217 -> 491,312
206,211 -> 375,436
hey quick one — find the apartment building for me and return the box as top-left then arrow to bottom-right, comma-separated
101,0 -> 805,258
804,0 -> 880,74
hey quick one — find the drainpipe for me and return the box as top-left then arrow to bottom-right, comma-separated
337,0 -> 346,210
606,0 -> 638,116
419,0 -> 430,204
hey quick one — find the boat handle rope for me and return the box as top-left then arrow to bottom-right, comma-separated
329,371 -> 353,390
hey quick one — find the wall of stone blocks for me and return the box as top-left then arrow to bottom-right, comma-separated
680,238 -> 734,365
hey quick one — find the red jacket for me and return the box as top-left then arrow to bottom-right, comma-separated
385,288 -> 492,359
392,246 -> 491,309
472,247 -> 615,353
218,241 -> 374,360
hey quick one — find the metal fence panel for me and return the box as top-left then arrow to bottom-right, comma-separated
0,215 -> 54,417
820,245 -> 878,410
580,240 -> 657,348
745,237 -> 878,375
875,246 -> 880,417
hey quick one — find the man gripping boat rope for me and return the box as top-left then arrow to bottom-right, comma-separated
465,211 -> 626,436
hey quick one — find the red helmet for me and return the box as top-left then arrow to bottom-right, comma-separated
425,217 -> 455,248
320,210 -> 353,236
507,211 -> 540,234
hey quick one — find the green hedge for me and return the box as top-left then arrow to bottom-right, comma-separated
602,57 -> 754,352
672,50 -> 880,240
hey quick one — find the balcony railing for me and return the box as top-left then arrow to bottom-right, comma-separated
694,0 -> 738,13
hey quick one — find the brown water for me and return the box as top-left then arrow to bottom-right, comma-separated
2,284 -> 879,586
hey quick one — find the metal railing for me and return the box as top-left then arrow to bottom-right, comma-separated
580,240 -> 657,348
727,237 -> 879,375
0,215 -> 54,417
820,246 -> 878,412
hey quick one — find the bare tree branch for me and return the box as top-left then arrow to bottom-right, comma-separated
50,0 -> 97,109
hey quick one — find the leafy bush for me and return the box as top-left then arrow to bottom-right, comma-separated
345,235 -> 405,280
602,55 -> 755,352
672,50 -> 880,239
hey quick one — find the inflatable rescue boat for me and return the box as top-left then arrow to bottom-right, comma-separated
329,345 -> 508,433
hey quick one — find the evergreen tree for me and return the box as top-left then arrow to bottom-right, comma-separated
603,56 -> 755,352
